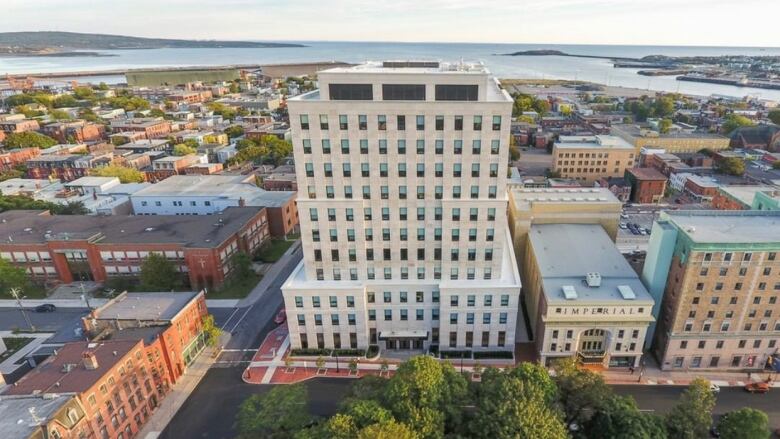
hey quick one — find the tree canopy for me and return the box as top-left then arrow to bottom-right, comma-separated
228,135 -> 292,166
768,109 -> 780,125
172,143 -> 198,156
0,195 -> 88,215
0,258 -> 30,296
721,114 -> 755,135
717,407 -> 770,439
665,378 -> 716,439
3,131 -> 57,149
91,165 -> 145,183
139,253 -> 181,291
237,383 -> 311,439
716,157 -> 745,176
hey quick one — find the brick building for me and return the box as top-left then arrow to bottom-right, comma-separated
109,118 -> 172,140
643,210 -> 780,371
0,207 -> 269,289
83,291 -> 209,385
0,394 -> 92,439
5,339 -> 168,439
26,153 -> 115,182
683,175 -> 720,202
148,155 -> 207,181
625,168 -> 667,204
0,147 -> 40,171
41,120 -> 105,144
552,135 -> 636,184
0,118 -> 40,134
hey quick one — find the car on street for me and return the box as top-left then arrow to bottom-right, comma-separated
709,383 -> 720,394
34,303 -> 56,313
619,223 -> 627,229
744,382 -> 770,394
274,309 -> 286,324
620,213 -> 629,219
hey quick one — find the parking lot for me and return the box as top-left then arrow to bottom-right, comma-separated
616,208 -> 658,253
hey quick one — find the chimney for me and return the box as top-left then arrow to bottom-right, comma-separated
238,197 -> 246,207
82,351 -> 99,370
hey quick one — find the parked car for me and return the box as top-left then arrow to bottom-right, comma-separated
34,303 -> 56,313
274,309 -> 286,324
744,382 -> 770,394
619,223 -> 627,229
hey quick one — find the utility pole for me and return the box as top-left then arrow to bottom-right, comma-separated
9,288 -> 35,332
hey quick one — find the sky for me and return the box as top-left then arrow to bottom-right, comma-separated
3,0 -> 779,47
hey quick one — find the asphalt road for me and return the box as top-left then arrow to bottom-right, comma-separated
221,246 -> 302,351
163,377 -> 780,439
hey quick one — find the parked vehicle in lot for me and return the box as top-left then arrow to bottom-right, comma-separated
619,223 -> 627,229
709,383 -> 720,394
34,303 -> 56,313
744,382 -> 770,394
274,309 -> 287,324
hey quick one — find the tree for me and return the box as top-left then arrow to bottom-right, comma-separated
224,125 -> 245,139
348,357 -> 359,374
139,253 -> 181,291
149,108 -> 167,118
201,314 -> 222,347
50,109 -> 72,120
716,157 -> 745,176
658,118 -> 673,134
4,132 -> 57,149
73,86 -> 96,100
0,168 -> 24,182
722,114 -> 755,135
768,109 -> 780,125
509,144 -> 521,161
172,143 -> 197,156
717,407 -> 770,439
551,358 -> 612,429
356,420 -> 418,439
231,252 -> 253,281
108,95 -> 150,111
665,378 -> 716,439
384,356 -> 443,437
53,94 -> 79,108
507,362 -> 558,405
653,96 -> 675,117
0,258 -> 30,296
516,115 -> 536,124
236,384 -> 311,439
91,165 -> 145,183
584,395 -> 666,439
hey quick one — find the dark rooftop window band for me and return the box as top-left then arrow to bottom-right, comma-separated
382,84 -> 426,101
435,84 -> 478,101
328,83 -> 373,100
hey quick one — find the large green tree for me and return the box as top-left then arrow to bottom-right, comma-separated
469,367 -> 567,439
722,114 -> 755,134
91,165 -> 145,183
716,157 -> 746,176
717,407 -> 770,439
768,109 -> 780,125
237,383 -> 311,439
584,395 -> 666,439
172,143 -> 197,156
0,258 -> 30,296
3,132 -> 57,149
665,378 -> 716,439
551,358 -> 612,429
139,253 -> 181,291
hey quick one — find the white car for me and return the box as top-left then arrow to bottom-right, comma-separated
619,223 -> 628,229
710,383 -> 721,394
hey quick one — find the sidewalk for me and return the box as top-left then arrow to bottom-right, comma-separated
243,328 -> 780,388
138,335 -> 228,439
237,240 -> 301,308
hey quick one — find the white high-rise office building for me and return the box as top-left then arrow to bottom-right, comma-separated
282,61 -> 521,354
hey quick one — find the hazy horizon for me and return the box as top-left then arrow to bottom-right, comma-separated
3,0 -> 778,48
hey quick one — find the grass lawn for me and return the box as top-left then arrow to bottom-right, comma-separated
0,337 -> 34,360
255,239 -> 295,263
0,284 -> 48,300
207,274 -> 262,299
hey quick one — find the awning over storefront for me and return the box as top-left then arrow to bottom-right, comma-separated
379,330 -> 428,340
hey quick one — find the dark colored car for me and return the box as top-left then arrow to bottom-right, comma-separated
274,309 -> 286,324
34,303 -> 56,313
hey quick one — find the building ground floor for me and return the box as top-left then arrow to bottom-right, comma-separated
655,334 -> 780,372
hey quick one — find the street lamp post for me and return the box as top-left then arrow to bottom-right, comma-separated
335,353 -> 340,373
9,288 -> 35,332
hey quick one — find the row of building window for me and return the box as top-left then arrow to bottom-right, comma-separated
308,184 -> 499,200
312,228 -> 495,243
549,342 -> 638,352
302,138 -> 501,155
313,266 -> 494,281
549,329 -> 641,339
296,311 -> 509,325
672,354 -> 760,369
682,319 -> 780,332
139,200 -> 212,207
310,207 -> 497,222
305,162 -> 501,178
558,152 -> 635,159
297,330 -> 509,349
679,338 -> 779,350
690,294 -> 780,306
294,291 -> 511,306
300,114 -> 502,132
700,251 -> 776,263
314,247 -> 494,263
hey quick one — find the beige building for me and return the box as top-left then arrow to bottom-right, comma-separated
611,124 -> 730,154
508,186 -> 622,262
282,61 -> 522,355
644,210 -> 780,371
552,135 -> 636,184
522,223 -> 654,368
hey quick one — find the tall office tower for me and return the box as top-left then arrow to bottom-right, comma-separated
643,210 -> 780,371
282,61 -> 521,354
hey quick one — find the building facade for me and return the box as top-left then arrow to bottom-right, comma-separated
0,207 -> 269,289
282,61 -> 522,354
522,224 -> 654,368
551,135 -> 636,184
644,210 -> 780,371
611,124 -> 730,154
625,168 -> 667,204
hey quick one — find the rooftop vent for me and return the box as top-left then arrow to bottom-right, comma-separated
586,272 -> 602,287
562,285 -> 578,300
617,285 -> 636,300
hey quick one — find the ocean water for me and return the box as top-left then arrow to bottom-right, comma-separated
2,41 -> 780,100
